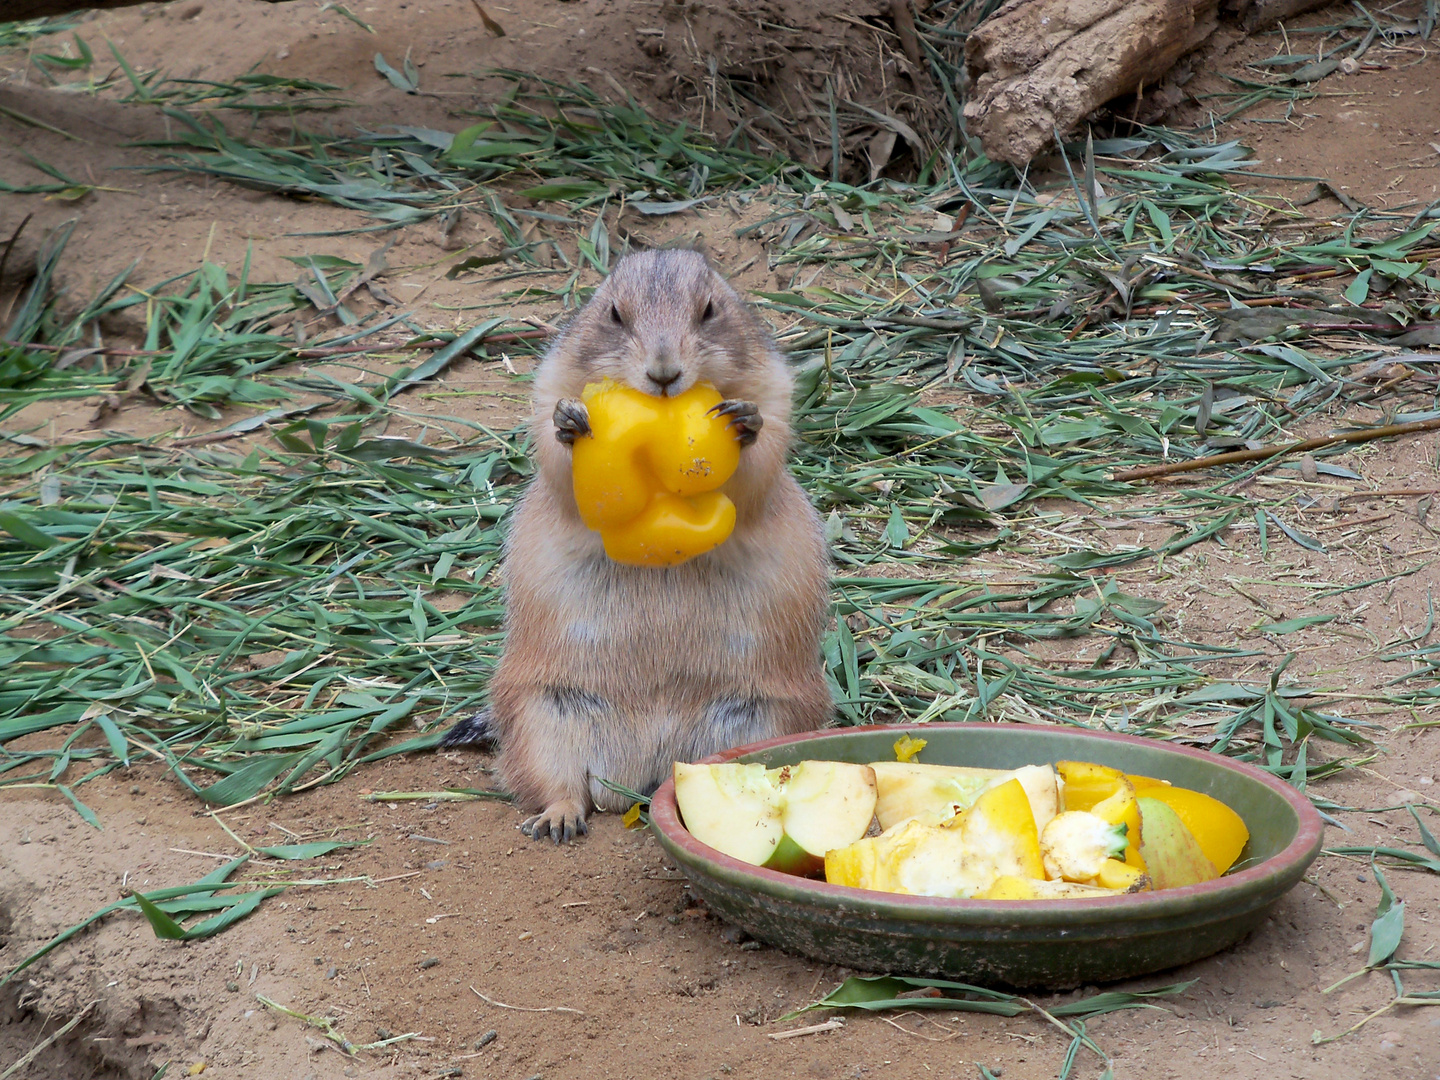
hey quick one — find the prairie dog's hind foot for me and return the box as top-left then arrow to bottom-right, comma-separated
554,398 -> 591,445
521,798 -> 589,844
709,399 -> 763,446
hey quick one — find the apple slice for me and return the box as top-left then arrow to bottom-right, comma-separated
672,760 -> 877,875
672,762 -> 783,865
766,760 -> 879,875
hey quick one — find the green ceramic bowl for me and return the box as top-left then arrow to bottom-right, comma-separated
649,723 -> 1323,988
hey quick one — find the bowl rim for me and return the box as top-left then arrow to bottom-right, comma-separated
649,722 -> 1325,920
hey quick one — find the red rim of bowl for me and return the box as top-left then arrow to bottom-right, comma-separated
649,722 -> 1326,916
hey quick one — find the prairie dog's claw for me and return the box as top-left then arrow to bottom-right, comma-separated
554,399 -> 591,445
710,399 -> 762,446
521,802 -> 588,844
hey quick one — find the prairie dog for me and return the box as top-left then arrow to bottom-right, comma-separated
442,249 -> 832,841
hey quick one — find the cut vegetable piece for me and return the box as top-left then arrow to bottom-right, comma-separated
825,819 -> 974,897
1138,785 -> 1249,874
825,781 -> 1041,898
1090,781 -> 1145,872
999,764 -> 1060,834
869,761 -> 1001,829
1094,858 -> 1149,892
869,762 -> 1059,832
1137,797 -> 1219,889
946,778 -> 1046,881
1126,774 -> 1170,792
978,876 -> 1122,900
673,762 -> 782,865
1055,759 -> 1128,812
1040,811 -> 1128,883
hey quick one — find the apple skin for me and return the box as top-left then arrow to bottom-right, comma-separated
761,834 -> 825,877
1137,797 -> 1219,889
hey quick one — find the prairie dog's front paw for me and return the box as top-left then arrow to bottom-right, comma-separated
710,399 -> 763,447
554,399 -> 591,445
521,800 -> 588,844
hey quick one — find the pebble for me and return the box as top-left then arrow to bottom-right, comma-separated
474,1030 -> 497,1050
419,956 -> 441,969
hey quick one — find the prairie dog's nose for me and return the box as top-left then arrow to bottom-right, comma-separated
647,357 -> 682,395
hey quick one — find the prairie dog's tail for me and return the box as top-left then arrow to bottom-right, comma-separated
439,707 -> 498,749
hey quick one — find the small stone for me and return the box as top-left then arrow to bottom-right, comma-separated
1378,1030 -> 1401,1044
1392,790 -> 1423,804
130,785 -> 141,795
474,1030 -> 497,1050
718,924 -> 748,945
226,982 -> 240,993
325,966 -> 338,980
419,956 -> 441,969
375,1027 -> 394,1041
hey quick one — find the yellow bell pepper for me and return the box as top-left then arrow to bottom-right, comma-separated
570,380 -> 741,567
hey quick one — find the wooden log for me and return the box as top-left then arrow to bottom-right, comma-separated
962,0 -> 1338,166
963,0 -> 1221,166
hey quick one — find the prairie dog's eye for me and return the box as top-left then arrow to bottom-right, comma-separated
700,299 -> 716,322
610,304 -> 625,327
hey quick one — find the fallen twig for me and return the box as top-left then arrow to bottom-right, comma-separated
766,1019 -> 845,1040
1113,417 -> 1440,482
470,987 -> 584,1015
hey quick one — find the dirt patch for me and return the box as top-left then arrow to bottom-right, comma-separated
2,2 -> 1440,1079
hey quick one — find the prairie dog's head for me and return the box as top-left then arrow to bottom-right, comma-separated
551,249 -> 772,398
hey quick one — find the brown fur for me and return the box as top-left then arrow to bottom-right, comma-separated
488,249 -> 832,841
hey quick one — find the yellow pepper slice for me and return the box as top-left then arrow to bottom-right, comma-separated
570,380 -> 741,566
1089,782 -> 1146,873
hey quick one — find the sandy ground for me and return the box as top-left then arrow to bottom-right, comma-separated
2,1 -> 1440,1078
